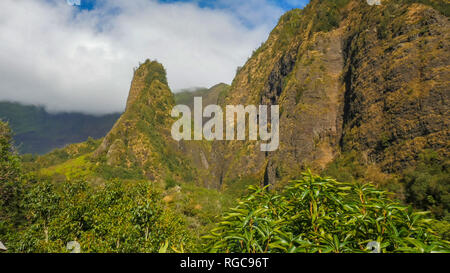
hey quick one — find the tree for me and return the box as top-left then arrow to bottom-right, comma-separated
0,121 -> 24,231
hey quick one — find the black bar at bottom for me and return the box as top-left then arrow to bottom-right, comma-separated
0,253 -> 445,272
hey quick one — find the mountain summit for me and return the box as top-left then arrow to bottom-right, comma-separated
94,60 -> 195,181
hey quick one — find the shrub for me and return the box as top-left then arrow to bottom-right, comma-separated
5,179 -> 193,253
204,172 -> 450,253
402,150 -> 449,220
0,121 -> 25,229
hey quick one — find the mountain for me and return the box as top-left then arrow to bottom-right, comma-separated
208,0 -> 449,192
24,0 -> 449,216
92,61 -> 190,181
0,102 -> 120,154
91,61 -> 231,186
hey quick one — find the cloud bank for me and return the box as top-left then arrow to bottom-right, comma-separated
0,0 -> 301,114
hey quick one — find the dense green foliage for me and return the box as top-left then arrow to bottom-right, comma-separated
1,119 -> 449,253
0,121 -> 25,231
0,101 -> 120,154
21,137 -> 101,172
402,150 -> 449,221
0,120 -> 191,253
3,179 -> 192,253
323,150 -> 449,223
1,1 -> 449,253
309,0 -> 350,33
270,0 -> 350,50
204,172 -> 449,253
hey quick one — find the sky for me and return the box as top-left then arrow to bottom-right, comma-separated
0,0 -> 309,114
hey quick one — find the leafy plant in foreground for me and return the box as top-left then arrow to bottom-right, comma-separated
204,172 -> 450,253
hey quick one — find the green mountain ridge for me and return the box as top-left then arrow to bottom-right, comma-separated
0,101 -> 121,155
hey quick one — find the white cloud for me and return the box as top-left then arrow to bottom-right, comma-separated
0,0 -> 285,114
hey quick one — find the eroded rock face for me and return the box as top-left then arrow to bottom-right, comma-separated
341,2 -> 450,172
206,0 -> 449,188
211,10 -> 348,187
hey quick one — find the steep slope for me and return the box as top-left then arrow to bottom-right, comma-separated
7,0 -> 449,252
93,60 -> 197,183
210,0 -> 449,190
172,83 -> 232,188
340,1 -> 449,172
0,102 -> 120,154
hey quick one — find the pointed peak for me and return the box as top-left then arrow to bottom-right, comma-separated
126,59 -> 170,110
135,59 -> 168,86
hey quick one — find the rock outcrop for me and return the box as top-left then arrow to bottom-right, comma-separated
94,60 -> 196,182
206,0 -> 449,188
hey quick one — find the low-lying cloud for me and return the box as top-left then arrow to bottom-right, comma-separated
0,0 -> 293,114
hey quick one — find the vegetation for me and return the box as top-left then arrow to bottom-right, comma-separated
174,83 -> 230,111
403,0 -> 450,16
22,137 -> 101,172
142,60 -> 168,86
0,120 -> 225,253
0,121 -> 25,231
204,172 -> 449,253
323,150 -> 449,223
1,115 -> 449,253
402,150 -> 449,221
4,179 -> 193,253
1,0 -> 449,254
174,88 -> 211,106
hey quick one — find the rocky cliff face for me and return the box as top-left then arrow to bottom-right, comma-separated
207,0 -> 449,189
340,1 -> 449,173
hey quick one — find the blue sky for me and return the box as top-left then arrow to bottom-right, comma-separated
76,0 -> 308,11
74,0 -> 309,27
0,0 -> 310,114
140,0 -> 308,11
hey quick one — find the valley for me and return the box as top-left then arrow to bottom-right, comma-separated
0,0 -> 449,253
